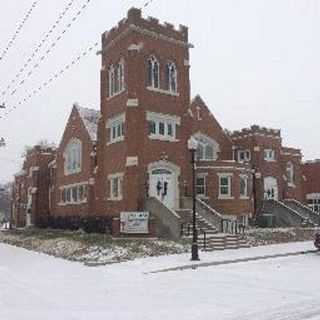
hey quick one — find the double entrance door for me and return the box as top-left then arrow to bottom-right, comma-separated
149,168 -> 176,210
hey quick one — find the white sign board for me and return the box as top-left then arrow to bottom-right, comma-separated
120,212 -> 149,234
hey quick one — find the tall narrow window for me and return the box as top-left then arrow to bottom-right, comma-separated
64,139 -> 82,175
108,65 -> 115,97
286,162 -> 294,185
166,62 -> 177,92
118,60 -> 124,92
108,60 -> 125,98
196,174 -> 207,197
108,174 -> 124,201
147,56 -> 160,89
219,174 -> 232,198
240,175 -> 248,198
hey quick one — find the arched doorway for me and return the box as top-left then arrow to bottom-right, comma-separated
148,161 -> 180,210
264,176 -> 278,200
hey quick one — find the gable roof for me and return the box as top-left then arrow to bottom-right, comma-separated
190,94 -> 234,144
74,104 -> 100,142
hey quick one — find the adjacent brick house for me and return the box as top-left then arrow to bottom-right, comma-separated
231,126 -> 305,213
302,160 -> 320,213
11,145 -> 55,227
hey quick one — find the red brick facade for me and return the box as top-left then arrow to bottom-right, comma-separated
231,126 -> 305,213
11,146 -> 55,227
11,8 -> 320,231
302,161 -> 320,213
49,104 -> 99,220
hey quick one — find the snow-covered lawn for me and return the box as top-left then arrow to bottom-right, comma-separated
1,242 -> 319,320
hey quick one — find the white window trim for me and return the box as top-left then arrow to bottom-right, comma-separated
239,174 -> 249,199
264,149 -> 276,161
108,60 -> 126,100
58,182 -> 88,206
146,111 -> 180,142
218,173 -> 234,199
64,138 -> 82,176
146,86 -> 180,97
167,62 -> 178,93
108,173 -> 124,201
106,113 -> 126,145
196,173 -> 208,199
238,149 -> 251,162
193,132 -> 220,161
147,56 -> 160,89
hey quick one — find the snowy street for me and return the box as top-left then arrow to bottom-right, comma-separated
1,242 -> 320,320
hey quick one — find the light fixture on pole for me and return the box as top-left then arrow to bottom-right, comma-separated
187,136 -> 200,261
0,137 -> 6,147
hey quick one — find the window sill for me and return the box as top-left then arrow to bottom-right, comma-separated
288,183 -> 296,188
146,86 -> 179,97
64,170 -> 82,176
107,137 -> 125,146
148,135 -> 179,142
264,159 -> 276,162
218,196 -> 234,200
240,196 -> 250,200
107,89 -> 126,101
107,197 -> 123,202
58,201 -> 87,206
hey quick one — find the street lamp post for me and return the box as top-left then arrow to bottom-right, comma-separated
188,137 -> 200,261
0,137 -> 6,147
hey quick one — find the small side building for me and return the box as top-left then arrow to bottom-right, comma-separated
11,145 -> 55,227
48,104 -> 99,225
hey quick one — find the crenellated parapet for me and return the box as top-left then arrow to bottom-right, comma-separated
101,7 -> 191,53
231,125 -> 281,140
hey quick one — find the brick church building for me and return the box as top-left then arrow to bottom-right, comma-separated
11,8 -> 320,236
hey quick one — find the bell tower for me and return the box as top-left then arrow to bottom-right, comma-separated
96,8 -> 193,218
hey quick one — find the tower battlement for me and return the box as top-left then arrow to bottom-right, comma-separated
231,125 -> 281,140
102,7 -> 189,50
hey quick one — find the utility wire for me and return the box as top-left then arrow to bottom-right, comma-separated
0,41 -> 99,119
0,1 -> 39,63
141,0 -> 154,9
0,0 -> 76,101
1,0 -> 93,102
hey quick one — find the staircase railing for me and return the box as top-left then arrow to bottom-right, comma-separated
196,198 -> 245,235
273,199 -> 313,226
285,199 -> 320,225
180,223 -> 207,250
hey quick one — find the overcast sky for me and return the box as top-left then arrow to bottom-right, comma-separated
0,0 -> 319,183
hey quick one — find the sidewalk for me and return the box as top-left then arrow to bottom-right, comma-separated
146,241 -> 318,274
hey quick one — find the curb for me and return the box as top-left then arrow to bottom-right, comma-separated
148,249 -> 319,274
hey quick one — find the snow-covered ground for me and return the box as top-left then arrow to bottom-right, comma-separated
0,242 -> 319,320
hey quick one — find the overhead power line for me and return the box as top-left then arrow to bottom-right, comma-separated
141,0 -> 154,9
1,0 -> 93,102
0,0 -> 76,100
0,1 -> 39,63
0,41 -> 99,119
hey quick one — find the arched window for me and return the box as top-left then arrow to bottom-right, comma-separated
147,56 -> 160,89
64,139 -> 82,175
109,60 -> 125,97
166,62 -> 177,92
108,65 -> 115,97
286,161 -> 294,184
193,133 -> 220,161
118,59 -> 124,92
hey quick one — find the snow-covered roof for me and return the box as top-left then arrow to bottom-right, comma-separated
75,104 -> 100,142
14,170 -> 26,177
